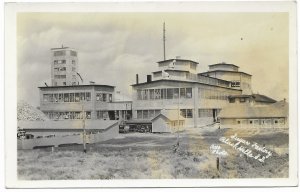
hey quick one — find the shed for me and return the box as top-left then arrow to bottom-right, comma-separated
151,110 -> 185,133
17,120 -> 119,149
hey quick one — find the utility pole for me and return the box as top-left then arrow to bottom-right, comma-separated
163,22 -> 166,61
82,105 -> 87,153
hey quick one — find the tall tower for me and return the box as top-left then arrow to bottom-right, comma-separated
50,46 -> 79,86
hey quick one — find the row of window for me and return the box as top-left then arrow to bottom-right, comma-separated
199,88 -> 233,100
96,93 -> 113,102
43,92 -> 91,102
54,67 -> 66,72
53,50 -> 77,57
54,75 -> 66,79
136,108 -> 221,119
231,81 -> 241,87
45,111 -> 91,120
137,110 -> 161,119
43,92 -> 113,103
237,118 -> 285,125
53,60 -> 76,65
137,88 -> 193,100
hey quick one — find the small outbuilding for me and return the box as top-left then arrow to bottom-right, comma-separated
151,110 -> 185,133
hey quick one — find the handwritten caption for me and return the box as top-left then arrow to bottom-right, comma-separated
210,133 -> 273,163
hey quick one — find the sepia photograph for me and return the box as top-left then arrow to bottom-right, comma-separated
4,0 -> 298,189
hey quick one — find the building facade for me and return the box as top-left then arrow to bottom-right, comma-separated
39,47 -> 132,121
51,46 -> 79,86
131,59 -> 250,128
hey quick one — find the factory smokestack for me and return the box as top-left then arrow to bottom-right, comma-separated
136,74 -> 139,84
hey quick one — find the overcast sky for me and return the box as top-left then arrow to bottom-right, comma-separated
17,12 -> 288,107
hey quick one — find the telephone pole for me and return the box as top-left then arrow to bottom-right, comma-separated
82,105 -> 87,153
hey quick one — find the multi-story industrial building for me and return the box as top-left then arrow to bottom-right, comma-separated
131,59 -> 252,128
50,46 -> 79,86
39,47 -> 132,121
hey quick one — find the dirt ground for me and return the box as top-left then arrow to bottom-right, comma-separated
17,126 -> 289,180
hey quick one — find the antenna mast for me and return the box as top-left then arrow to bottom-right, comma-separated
163,22 -> 166,60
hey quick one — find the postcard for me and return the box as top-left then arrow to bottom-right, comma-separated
4,0 -> 298,188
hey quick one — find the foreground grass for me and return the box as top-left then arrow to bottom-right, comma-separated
18,128 -> 289,180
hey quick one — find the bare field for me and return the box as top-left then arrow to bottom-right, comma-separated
17,127 -> 289,180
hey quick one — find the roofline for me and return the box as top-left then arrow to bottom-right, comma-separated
152,69 -> 190,74
50,47 -> 74,50
157,59 -> 199,65
131,79 -> 242,91
199,70 -> 252,76
38,84 -> 115,89
209,63 -> 239,68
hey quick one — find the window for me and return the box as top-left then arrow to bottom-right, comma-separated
143,110 -> 149,119
229,98 -> 235,103
149,89 -> 155,100
137,110 -> 143,119
53,94 -> 58,102
109,94 -> 112,102
186,109 -> 193,118
149,110 -> 155,119
86,92 -> 91,101
103,93 -> 107,102
64,93 -> 69,102
58,93 -> 63,102
186,88 -> 192,98
75,93 -> 80,102
97,111 -> 108,119
142,90 -> 148,100
54,51 -> 66,56
167,88 -> 173,99
43,94 -> 50,102
180,88 -> 186,98
173,88 -> 179,99
137,90 -> 142,100
96,93 -> 101,101
154,89 -> 161,99
231,81 -> 241,87
72,67 -> 76,71
54,60 -> 66,64
85,112 -> 91,119
240,98 -> 246,103
70,93 -> 75,102
181,109 -> 193,118
80,92 -> 85,101
161,89 -> 166,99
63,82 -> 66,85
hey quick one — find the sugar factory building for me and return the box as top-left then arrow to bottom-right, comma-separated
34,44 -> 287,133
